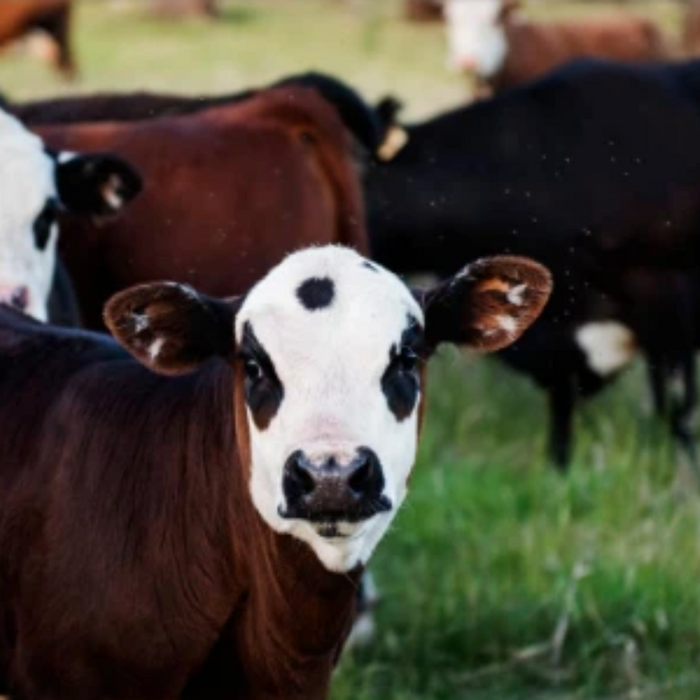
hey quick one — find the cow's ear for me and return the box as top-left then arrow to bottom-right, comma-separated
418,256 -> 552,352
55,153 -> 142,216
104,283 -> 242,375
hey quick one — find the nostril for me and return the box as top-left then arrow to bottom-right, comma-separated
348,448 -> 383,497
348,457 -> 373,494
291,462 -> 316,496
285,452 -> 316,496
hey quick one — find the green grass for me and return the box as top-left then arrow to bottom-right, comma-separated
3,1 -> 700,697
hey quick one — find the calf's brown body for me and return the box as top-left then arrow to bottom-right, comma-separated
35,86 -> 368,329
0,308 -> 358,700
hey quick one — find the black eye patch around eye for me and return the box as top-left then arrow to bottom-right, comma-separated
238,322 -> 284,430
381,315 -> 425,422
33,201 -> 56,251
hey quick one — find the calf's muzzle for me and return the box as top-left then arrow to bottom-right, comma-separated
280,447 -> 391,528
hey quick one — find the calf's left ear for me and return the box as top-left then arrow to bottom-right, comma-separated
104,283 -> 241,375
56,153 -> 142,216
419,256 -> 552,352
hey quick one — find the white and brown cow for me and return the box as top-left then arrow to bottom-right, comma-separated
0,108 -> 141,322
444,0 -> 668,94
0,246 -> 551,699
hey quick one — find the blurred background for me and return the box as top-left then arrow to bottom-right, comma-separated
4,1 -> 700,699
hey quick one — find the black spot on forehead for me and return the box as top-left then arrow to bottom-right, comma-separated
297,277 -> 335,311
362,261 -> 379,272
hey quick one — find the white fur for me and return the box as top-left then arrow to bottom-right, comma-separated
444,0 -> 509,77
497,314 -> 517,334
57,151 -> 77,165
0,110 -> 61,322
148,337 -> 165,361
103,186 -> 123,211
507,283 -> 527,306
575,322 -> 636,377
236,247 -> 423,573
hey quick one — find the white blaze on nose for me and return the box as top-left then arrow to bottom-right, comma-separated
575,321 -> 637,377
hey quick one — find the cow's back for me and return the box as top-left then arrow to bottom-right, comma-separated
368,60 -> 700,278
499,16 -> 667,90
37,87 -> 368,329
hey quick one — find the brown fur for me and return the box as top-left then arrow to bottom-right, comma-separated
683,1 -> 700,56
422,256 -> 552,351
34,86 -> 368,330
0,306 -> 360,700
404,0 -> 443,23
485,9 -> 668,93
0,0 -> 75,79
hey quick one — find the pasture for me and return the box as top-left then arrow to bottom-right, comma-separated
2,1 -> 700,698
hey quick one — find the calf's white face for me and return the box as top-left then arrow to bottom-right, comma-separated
445,0 -> 510,77
106,246 -> 552,572
0,109 -> 141,322
236,248 -> 424,571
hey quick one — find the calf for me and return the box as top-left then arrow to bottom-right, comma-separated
0,246 -> 551,699
0,1 -> 76,79
366,58 -> 700,469
0,108 -> 140,323
444,0 -> 668,93
33,81 -> 376,330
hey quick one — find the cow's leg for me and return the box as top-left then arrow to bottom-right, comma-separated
646,355 -> 668,418
670,351 -> 699,478
547,379 -> 575,472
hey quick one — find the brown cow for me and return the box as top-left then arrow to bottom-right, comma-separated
445,0 -> 668,93
0,246 -> 552,700
0,0 -> 76,79
34,83 -> 373,330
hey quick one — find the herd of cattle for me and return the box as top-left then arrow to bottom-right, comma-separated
3,0 -> 700,698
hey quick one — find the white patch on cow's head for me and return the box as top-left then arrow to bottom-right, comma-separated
444,0 -> 509,77
236,247 -> 424,572
575,321 -> 637,377
148,337 -> 166,361
507,283 -> 527,306
497,314 -> 517,333
0,110 -> 60,322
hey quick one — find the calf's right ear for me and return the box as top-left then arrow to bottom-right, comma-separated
104,283 -> 242,375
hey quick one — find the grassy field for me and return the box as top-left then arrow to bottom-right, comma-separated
4,1 -> 700,698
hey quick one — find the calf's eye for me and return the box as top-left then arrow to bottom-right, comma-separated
244,358 -> 262,382
398,346 -> 418,373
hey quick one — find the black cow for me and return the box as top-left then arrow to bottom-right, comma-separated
366,58 -> 700,469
